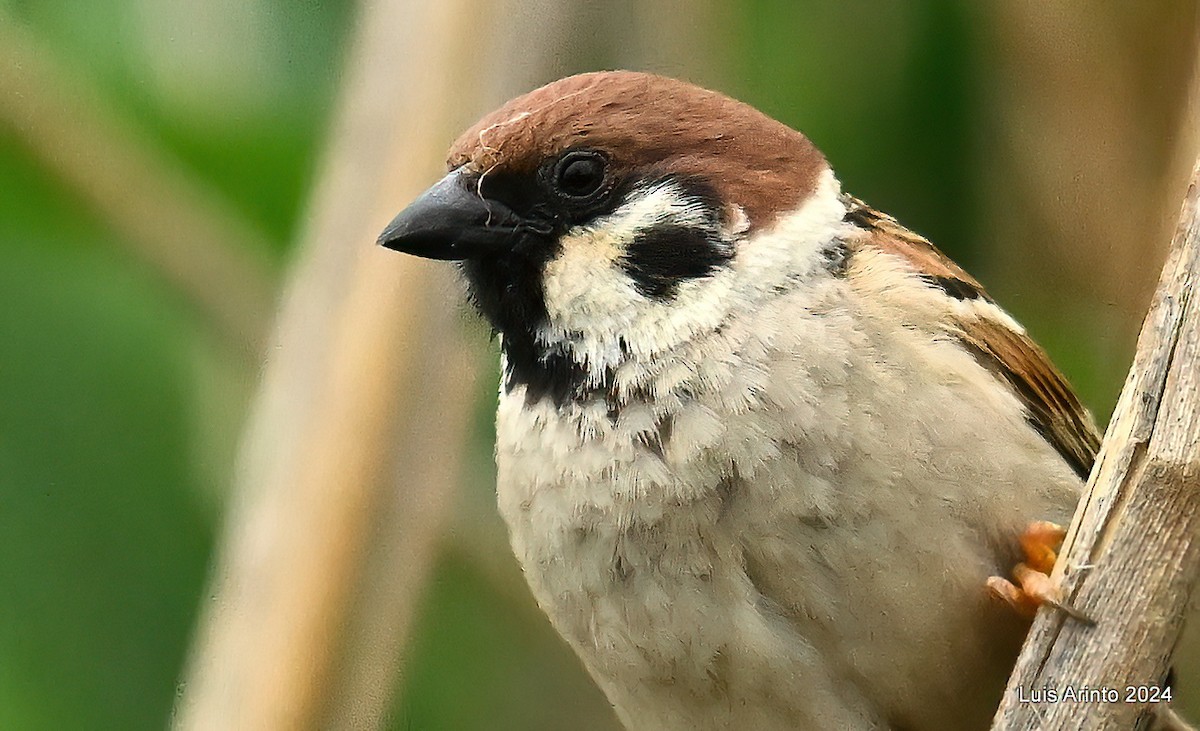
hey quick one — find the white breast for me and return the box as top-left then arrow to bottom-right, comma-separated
494,263 -> 1079,730
491,170 -> 1082,729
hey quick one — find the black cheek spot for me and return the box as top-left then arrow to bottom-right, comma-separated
620,224 -> 733,300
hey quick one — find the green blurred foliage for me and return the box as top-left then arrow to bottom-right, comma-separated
5,0 -> 352,244
732,0 -> 977,268
0,1 -> 353,728
0,2 -> 1149,730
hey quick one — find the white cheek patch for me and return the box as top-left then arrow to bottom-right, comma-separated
540,180 -> 726,368
537,169 -> 851,387
543,180 -> 716,300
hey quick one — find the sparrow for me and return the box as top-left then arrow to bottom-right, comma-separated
377,71 -> 1186,730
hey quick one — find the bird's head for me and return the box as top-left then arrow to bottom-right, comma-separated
379,71 -> 850,405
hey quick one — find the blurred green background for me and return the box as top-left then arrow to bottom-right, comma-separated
1,1 -> 1194,729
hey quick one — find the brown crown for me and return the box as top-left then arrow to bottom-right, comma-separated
447,71 -> 828,229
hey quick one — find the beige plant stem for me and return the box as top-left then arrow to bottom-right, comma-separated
172,1 -> 485,727
172,0 -> 601,728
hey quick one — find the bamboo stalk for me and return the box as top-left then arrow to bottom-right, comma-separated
173,0 -> 601,727
992,156 -> 1200,729
172,1 -> 487,727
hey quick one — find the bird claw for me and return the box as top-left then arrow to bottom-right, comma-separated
1017,520 -> 1064,575
988,520 -> 1094,625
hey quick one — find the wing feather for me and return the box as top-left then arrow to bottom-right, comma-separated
841,194 -> 1101,479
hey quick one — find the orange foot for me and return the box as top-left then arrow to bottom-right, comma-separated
987,521 -> 1093,624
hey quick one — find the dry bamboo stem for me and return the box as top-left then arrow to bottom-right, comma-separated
992,158 -> 1200,729
173,0 -> 598,727
172,1 -> 486,727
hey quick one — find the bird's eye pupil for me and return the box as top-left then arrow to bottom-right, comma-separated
555,152 -> 606,199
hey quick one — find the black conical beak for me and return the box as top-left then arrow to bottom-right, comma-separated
377,167 -> 521,260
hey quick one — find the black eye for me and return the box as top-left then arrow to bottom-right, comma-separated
552,150 -> 607,200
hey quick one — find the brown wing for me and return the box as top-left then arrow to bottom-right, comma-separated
842,194 -> 1102,480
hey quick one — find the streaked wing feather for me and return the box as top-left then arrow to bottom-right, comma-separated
842,194 -> 1101,479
